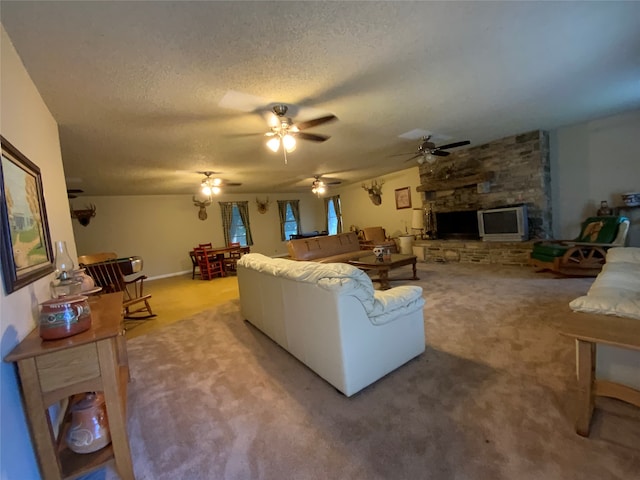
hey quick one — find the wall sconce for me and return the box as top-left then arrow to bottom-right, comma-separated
71,204 -> 96,226
361,179 -> 384,206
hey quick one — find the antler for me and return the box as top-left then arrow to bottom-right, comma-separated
361,179 -> 384,195
193,195 -> 212,207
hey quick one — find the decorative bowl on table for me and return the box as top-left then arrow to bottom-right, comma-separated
39,295 -> 92,341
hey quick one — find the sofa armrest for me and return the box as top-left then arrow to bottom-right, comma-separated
368,286 -> 425,325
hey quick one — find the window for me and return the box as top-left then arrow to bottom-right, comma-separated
284,204 -> 298,240
277,200 -> 300,241
230,204 -> 247,246
219,201 -> 253,247
326,196 -> 342,235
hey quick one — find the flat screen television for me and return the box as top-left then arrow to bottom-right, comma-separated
477,205 -> 528,242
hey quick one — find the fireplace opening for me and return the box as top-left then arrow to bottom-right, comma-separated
435,210 -> 479,240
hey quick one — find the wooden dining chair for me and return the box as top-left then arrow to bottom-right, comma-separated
223,242 -> 244,272
189,250 -> 200,279
194,247 -> 225,280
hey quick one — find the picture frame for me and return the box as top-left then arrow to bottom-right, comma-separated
395,186 -> 412,209
1,136 -> 54,294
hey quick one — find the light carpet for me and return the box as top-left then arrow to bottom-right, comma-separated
106,263 -> 639,479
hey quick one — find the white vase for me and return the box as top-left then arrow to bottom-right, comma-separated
73,268 -> 95,291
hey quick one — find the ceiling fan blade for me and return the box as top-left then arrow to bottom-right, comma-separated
389,152 -> 417,157
437,140 -> 470,150
222,182 -> 242,187
295,132 -> 330,142
404,154 -> 423,162
225,132 -> 264,138
432,150 -> 450,157
295,114 -> 337,131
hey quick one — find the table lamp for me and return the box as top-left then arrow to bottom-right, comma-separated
411,208 -> 425,239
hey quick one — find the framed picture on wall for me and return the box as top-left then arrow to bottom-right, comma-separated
0,136 -> 54,293
395,187 -> 412,209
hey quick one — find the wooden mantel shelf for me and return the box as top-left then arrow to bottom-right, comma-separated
417,171 -> 494,193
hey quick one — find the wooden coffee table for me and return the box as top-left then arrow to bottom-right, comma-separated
349,253 -> 419,290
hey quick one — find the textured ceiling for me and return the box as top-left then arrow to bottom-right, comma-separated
2,1 -> 639,196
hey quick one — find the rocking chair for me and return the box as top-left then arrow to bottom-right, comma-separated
530,216 -> 630,276
80,256 -> 155,319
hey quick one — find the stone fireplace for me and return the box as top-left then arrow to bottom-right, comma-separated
435,210 -> 479,240
418,130 -> 551,240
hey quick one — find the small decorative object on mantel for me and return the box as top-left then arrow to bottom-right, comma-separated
597,200 -> 613,216
362,179 -> 384,206
256,197 -> 270,214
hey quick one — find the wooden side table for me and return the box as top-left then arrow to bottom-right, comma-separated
561,311 -> 640,436
4,292 -> 134,480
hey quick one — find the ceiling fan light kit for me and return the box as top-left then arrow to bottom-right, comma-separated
261,104 -> 337,163
197,171 -> 241,197
311,180 -> 326,196
397,135 -> 470,165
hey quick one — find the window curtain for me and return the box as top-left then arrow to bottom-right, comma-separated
333,195 -> 343,233
277,200 -> 301,241
236,201 -> 253,246
219,202 -> 234,246
324,195 -> 343,234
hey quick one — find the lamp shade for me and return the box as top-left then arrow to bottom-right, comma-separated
411,208 -> 424,230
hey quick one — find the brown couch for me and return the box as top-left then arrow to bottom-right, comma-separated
286,232 -> 365,263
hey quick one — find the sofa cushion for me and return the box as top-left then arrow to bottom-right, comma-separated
569,247 -> 640,320
576,216 -> 623,243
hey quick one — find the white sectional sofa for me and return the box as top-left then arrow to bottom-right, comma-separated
569,247 -> 640,390
237,253 -> 426,397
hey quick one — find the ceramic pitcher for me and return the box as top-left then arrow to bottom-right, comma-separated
66,392 -> 111,454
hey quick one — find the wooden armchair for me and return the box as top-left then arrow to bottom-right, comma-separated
360,226 -> 398,253
79,256 -> 154,319
530,216 -> 630,276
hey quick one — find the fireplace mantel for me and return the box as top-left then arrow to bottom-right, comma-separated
417,171 -> 494,193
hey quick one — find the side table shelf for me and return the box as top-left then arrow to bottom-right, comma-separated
4,292 -> 134,480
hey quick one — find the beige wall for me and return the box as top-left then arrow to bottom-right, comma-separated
551,109 -> 640,245
1,25 -> 75,478
72,192 -> 325,277
336,166 -> 422,238
72,168 -> 422,278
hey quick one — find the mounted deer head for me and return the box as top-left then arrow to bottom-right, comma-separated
362,179 -> 384,206
193,196 -> 212,221
71,204 -> 97,226
256,196 -> 270,214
